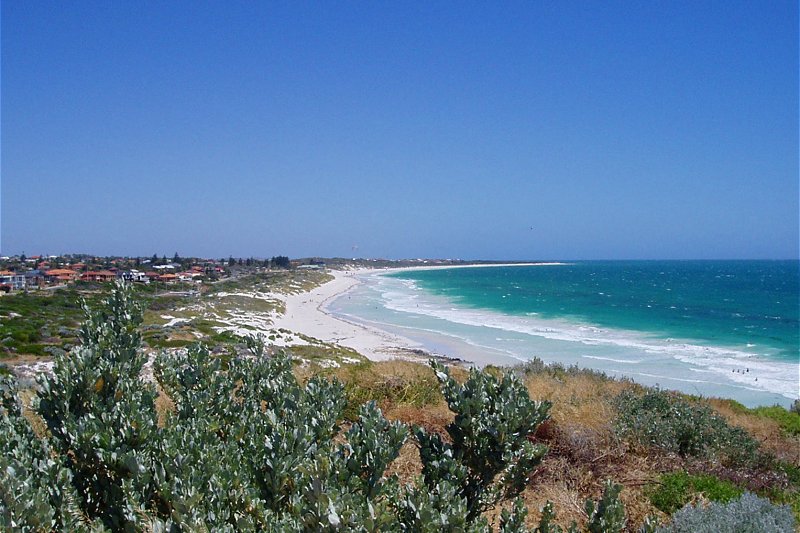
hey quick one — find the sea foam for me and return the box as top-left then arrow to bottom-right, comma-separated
362,272 -> 799,403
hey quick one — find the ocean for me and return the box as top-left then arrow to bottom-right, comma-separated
327,261 -> 799,407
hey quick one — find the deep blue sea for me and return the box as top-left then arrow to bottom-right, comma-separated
328,261 -> 799,407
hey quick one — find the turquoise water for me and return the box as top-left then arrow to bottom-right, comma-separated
390,261 -> 799,363
328,261 -> 799,407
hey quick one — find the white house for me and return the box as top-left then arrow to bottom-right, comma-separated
0,271 -> 27,290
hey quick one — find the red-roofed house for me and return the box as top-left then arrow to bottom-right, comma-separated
81,270 -> 116,282
45,269 -> 80,283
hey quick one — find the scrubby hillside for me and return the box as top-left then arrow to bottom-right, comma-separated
1,283 -> 797,531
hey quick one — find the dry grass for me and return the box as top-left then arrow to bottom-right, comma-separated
385,439 -> 423,485
524,372 -> 635,432
167,330 -> 199,342
708,398 -> 800,464
384,402 -> 454,437
364,359 -> 442,383
155,387 -> 176,428
144,355 -> 793,530
334,360 -> 677,529
326,360 -> 445,417
19,387 -> 49,438
519,370 -> 747,529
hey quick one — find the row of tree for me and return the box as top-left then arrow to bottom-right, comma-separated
225,255 -> 291,268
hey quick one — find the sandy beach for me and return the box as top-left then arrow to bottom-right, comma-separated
271,263 -> 563,362
270,269 -> 424,361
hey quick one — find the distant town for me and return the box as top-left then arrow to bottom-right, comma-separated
0,253 -> 295,292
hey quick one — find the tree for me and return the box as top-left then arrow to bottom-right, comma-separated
271,256 -> 291,269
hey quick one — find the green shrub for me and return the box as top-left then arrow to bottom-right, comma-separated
36,282 -> 158,529
750,405 -> 800,436
0,375 -> 87,531
147,337 -> 193,349
614,389 -> 759,465
11,328 -> 40,343
515,357 -> 615,382
415,361 -> 552,520
657,492 -> 795,532
586,480 -> 626,533
762,487 -> 800,527
207,329 -> 242,344
648,472 -> 743,515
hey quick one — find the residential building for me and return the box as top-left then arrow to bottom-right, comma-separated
81,270 -> 116,282
118,270 -> 150,283
45,269 -> 80,283
0,270 -> 27,290
25,270 -> 46,288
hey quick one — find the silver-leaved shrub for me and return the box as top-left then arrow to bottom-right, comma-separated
657,492 -> 795,533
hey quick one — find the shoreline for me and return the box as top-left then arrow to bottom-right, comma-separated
271,263 -> 566,363
294,266 -> 797,408
271,269 -> 433,362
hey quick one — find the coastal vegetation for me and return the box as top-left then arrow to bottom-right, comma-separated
1,283 -> 798,530
1,266 -> 334,370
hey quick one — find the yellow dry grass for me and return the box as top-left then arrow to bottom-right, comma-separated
708,398 -> 800,464
155,387 -> 176,428
19,387 -> 49,438
384,402 -> 454,436
385,439 -> 423,485
524,372 -> 635,431
167,330 -> 200,342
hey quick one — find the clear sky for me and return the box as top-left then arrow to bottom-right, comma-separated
2,1 -> 797,260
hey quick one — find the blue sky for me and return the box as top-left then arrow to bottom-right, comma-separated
2,1 -> 797,260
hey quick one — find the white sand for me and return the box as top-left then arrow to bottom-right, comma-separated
271,270 -> 424,361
